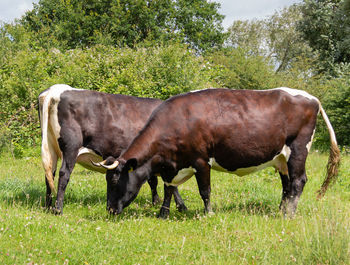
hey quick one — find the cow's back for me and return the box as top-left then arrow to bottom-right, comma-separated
144,88 -> 320,171
57,89 -> 162,158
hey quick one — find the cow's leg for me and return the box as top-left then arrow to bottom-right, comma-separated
148,176 -> 187,211
173,187 -> 188,212
278,172 -> 290,211
45,169 -> 56,209
147,175 -> 161,205
280,142 -> 308,217
52,150 -> 78,215
194,159 -> 213,214
52,130 -> 81,215
158,184 -> 175,219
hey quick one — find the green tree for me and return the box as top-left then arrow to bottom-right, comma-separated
226,4 -> 313,73
226,19 -> 266,56
324,79 -> 350,147
0,39 -> 218,154
207,47 -> 278,90
20,0 -> 225,52
298,0 -> 350,74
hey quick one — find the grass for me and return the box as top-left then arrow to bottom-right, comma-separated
0,152 -> 349,264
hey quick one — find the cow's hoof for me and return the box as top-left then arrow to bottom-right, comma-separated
204,208 -> 214,216
158,206 -> 170,219
176,204 -> 188,212
152,195 -> 161,205
52,207 -> 63,215
207,210 -> 215,216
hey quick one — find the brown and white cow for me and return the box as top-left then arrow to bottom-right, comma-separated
101,87 -> 340,218
38,84 -> 186,214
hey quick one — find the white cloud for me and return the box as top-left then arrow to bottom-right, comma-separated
0,0 -> 38,23
215,0 -> 303,29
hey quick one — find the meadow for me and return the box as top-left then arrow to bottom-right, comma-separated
0,152 -> 349,264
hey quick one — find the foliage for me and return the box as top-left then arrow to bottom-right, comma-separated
311,76 -> 350,147
226,19 -> 266,56
298,0 -> 350,75
0,31 -> 218,155
1,0 -> 349,153
20,0 -> 225,52
206,47 -> 278,90
226,4 -> 314,73
0,153 -> 349,264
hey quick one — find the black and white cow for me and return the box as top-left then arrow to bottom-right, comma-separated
101,87 -> 340,217
38,84 -> 186,214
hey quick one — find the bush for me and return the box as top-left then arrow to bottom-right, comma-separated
0,41 -> 217,154
312,77 -> 350,148
206,47 -> 278,90
1,23 -> 348,155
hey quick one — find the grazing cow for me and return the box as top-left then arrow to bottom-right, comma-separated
38,84 -> 186,214
102,87 -> 340,218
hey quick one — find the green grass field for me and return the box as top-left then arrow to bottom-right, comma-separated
0,152 -> 349,264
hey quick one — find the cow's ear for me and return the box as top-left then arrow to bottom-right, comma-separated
124,158 -> 138,173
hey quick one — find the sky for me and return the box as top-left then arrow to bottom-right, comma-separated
0,0 -> 303,28
218,0 -> 303,29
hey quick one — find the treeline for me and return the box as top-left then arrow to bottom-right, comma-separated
0,0 -> 349,157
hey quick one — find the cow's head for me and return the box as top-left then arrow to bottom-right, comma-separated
94,157 -> 143,214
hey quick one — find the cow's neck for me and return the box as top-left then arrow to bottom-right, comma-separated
121,126 -> 159,166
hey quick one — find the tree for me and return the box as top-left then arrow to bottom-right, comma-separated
298,0 -> 350,74
225,19 -> 266,56
20,0 -> 225,52
226,4 -> 313,73
207,47 -> 277,90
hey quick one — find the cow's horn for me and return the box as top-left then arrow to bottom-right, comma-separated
91,159 -> 103,167
91,159 -> 119,170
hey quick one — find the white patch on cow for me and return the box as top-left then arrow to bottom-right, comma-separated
306,128 -> 316,152
274,87 -> 318,101
164,167 -> 197,187
190,87 -> 223,93
208,144 -> 292,177
208,157 -> 228,172
46,84 -> 80,140
77,147 -> 102,163
280,144 -> 292,161
76,147 -> 106,173
40,84 -> 82,193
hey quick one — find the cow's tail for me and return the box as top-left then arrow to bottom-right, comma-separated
316,104 -> 340,198
39,89 -> 57,195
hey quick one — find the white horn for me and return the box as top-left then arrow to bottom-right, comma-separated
90,159 -> 119,170
91,159 -> 104,167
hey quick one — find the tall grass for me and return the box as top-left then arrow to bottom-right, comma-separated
0,152 -> 349,264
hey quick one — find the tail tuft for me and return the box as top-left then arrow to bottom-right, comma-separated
316,105 -> 341,198
317,143 -> 340,198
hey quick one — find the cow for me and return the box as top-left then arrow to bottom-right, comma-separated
100,87 -> 340,218
38,84 -> 187,214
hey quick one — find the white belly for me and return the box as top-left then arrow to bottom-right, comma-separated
76,147 -> 106,173
164,145 -> 291,187
209,144 -> 291,177
164,167 -> 197,187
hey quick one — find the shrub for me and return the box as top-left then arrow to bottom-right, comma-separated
206,47 -> 278,90
0,41 -> 217,154
312,77 -> 350,148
